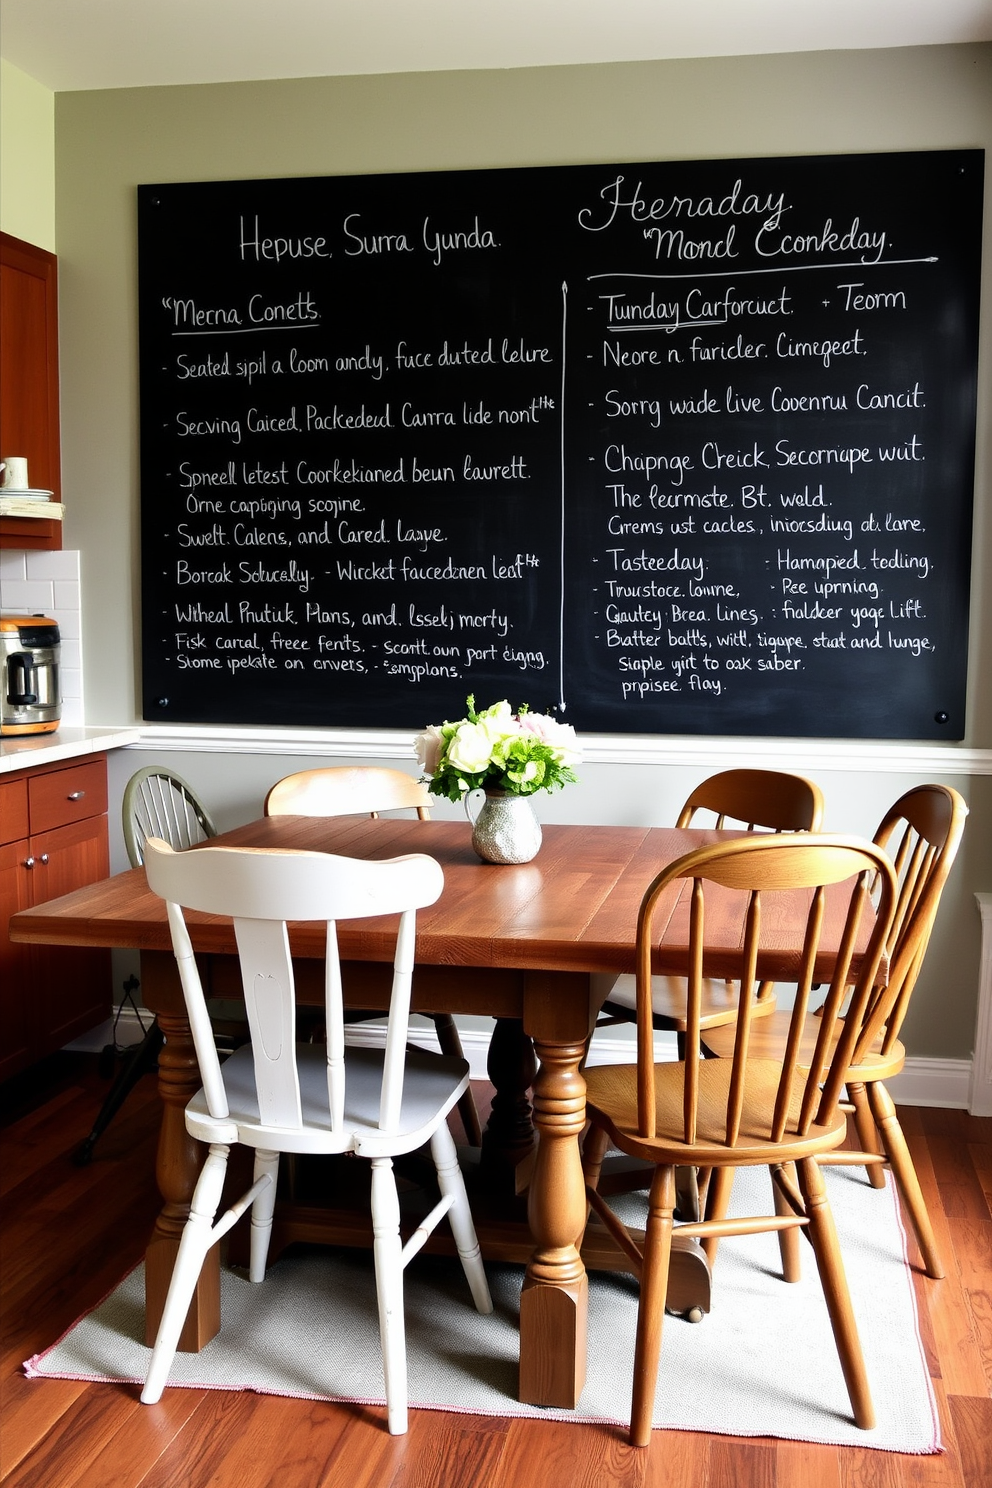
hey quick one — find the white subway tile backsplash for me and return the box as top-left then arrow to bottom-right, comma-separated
1,550 -> 85,722
0,551 -> 28,585
1,580 -> 56,610
53,580 -> 80,610
26,550 -> 80,582
59,637 -> 81,669
53,607 -> 80,639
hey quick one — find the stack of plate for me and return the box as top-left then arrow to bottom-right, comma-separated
0,489 -> 64,519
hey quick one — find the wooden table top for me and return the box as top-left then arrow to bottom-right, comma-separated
10,816 -> 877,985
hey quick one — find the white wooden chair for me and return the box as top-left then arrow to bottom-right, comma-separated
123,765 -> 218,866
265,765 -> 483,1147
74,768 -> 221,1165
139,837 -> 492,1434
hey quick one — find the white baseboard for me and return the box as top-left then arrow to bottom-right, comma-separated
886,1058 -> 974,1110
66,1011 -> 977,1112
349,1024 -> 977,1110
64,1006 -> 152,1054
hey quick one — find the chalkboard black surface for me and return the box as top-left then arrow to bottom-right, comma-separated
138,149 -> 983,738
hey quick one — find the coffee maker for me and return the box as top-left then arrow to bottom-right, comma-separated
1,614 -> 62,735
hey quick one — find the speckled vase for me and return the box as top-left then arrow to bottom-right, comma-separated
469,789 -> 542,864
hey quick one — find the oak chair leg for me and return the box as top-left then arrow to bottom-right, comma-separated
700,1164 -> 734,1266
867,1080 -> 945,1279
630,1165 -> 676,1447
581,1122 -> 610,1194
797,1157 -> 875,1430
773,1161 -> 803,1283
847,1081 -> 887,1190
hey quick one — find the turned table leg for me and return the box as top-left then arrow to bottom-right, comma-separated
481,1016 -> 537,1177
519,1033 -> 590,1408
140,952 -> 220,1352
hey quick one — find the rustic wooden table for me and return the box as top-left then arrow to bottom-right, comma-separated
12,815 -> 870,1409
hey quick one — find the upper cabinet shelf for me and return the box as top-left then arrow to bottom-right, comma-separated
0,233 -> 62,551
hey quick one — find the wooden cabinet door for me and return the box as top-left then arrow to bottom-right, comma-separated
25,815 -> 112,1056
0,837 -> 33,1081
0,232 -> 61,550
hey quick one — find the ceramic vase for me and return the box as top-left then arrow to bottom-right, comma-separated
469,789 -> 543,864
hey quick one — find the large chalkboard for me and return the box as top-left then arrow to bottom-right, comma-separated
138,149 -> 983,738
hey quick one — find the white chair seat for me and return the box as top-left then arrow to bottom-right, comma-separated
186,1042 -> 471,1157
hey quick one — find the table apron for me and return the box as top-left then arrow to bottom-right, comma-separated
140,949 -> 615,1045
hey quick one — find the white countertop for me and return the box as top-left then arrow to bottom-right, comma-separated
0,726 -> 140,775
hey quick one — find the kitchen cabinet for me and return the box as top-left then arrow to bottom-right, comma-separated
0,755 -> 110,1080
0,232 -> 62,552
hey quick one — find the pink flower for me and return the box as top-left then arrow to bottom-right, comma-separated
517,712 -> 581,765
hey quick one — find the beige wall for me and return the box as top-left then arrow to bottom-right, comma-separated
0,60 -> 55,251
51,43 -> 992,1062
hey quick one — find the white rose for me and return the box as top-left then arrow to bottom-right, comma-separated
413,725 -> 444,775
447,721 -> 494,775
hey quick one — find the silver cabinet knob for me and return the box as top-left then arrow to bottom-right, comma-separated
68,790 -> 86,801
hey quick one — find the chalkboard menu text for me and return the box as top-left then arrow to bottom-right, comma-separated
138,150 -> 983,738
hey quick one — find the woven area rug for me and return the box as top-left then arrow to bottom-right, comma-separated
25,1166 -> 940,1453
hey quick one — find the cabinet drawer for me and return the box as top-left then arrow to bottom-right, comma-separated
28,759 -> 108,833
0,778 -> 29,845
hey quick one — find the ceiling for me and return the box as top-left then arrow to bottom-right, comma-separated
2,0 -> 991,93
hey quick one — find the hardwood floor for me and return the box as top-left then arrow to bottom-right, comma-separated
1,1055 -> 989,1488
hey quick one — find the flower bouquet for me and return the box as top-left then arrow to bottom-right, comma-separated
414,695 -> 580,803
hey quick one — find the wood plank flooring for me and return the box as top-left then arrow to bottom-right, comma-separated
1,1054 -> 989,1488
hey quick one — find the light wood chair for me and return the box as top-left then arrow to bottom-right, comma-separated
264,766 -> 432,820
702,783 -> 968,1281
139,837 -> 492,1435
265,766 -> 483,1146
598,768 -> 825,1037
581,832 -> 896,1446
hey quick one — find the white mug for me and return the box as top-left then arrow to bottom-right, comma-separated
0,457 -> 30,491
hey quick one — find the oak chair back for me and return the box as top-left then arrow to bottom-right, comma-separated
632,833 -> 895,1144
599,768 -> 825,1049
860,783 -> 968,1056
675,767 -> 825,833
265,766 -> 430,819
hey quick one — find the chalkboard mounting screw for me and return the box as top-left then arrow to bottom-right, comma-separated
156,698 -> 169,708
934,711 -> 949,725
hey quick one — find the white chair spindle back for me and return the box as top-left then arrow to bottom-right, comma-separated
143,838 -> 444,1137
